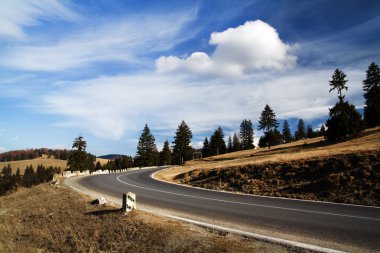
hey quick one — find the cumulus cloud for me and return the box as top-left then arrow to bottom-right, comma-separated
0,0 -> 80,39
156,20 -> 297,77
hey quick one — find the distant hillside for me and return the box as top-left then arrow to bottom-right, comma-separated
0,157 -> 109,175
0,157 -> 67,174
97,154 -> 126,160
0,148 -> 69,162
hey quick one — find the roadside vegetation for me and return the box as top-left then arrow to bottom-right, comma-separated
0,183 -> 294,253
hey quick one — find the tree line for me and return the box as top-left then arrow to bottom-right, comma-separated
4,62 -> 376,181
0,148 -> 70,162
132,62 -> 379,165
0,164 -> 61,195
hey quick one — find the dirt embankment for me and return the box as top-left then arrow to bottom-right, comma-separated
176,151 -> 380,206
0,184 -> 294,253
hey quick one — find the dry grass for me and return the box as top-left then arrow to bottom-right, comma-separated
156,127 -> 380,182
178,151 -> 379,206
0,157 -> 109,175
0,184 -> 294,253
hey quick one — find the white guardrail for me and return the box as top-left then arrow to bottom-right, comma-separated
54,166 -> 169,182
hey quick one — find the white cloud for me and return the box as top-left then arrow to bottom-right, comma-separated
39,68 -> 364,141
2,11 -> 196,71
0,0 -> 80,39
0,147 -> 6,153
156,20 -> 297,77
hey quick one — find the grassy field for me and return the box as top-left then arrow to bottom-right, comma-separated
0,183 -> 294,253
156,127 -> 380,206
156,127 -> 380,181
0,157 -> 109,174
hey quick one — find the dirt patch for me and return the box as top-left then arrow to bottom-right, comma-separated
176,151 -> 380,206
0,184 -> 295,253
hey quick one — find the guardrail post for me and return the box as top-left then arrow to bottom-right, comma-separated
122,192 -> 136,214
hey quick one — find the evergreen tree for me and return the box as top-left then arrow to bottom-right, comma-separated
282,120 -> 292,143
160,140 -> 172,166
320,125 -> 326,137
258,129 -> 282,148
135,124 -> 158,167
23,165 -> 36,187
172,121 -> 193,165
258,104 -> 281,148
325,100 -> 362,141
329,69 -> 348,99
67,135 -> 90,172
209,127 -> 226,156
232,133 -> 241,151
240,119 -> 254,150
202,137 -> 210,158
325,69 -> 362,141
258,104 -> 279,132
363,62 -> 380,127
227,136 -> 233,153
15,168 -> 21,185
306,125 -> 314,138
295,119 -> 306,140
36,164 -> 46,183
95,161 -> 102,171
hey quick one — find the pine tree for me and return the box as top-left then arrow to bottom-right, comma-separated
258,104 -> 281,148
227,136 -> 233,152
67,135 -> 91,172
160,140 -> 172,166
320,125 -> 326,137
209,127 -> 226,156
23,165 -> 36,187
258,104 -> 279,132
15,168 -> 21,185
172,121 -> 193,165
325,69 -> 362,141
325,100 -> 362,141
363,62 -> 380,127
306,125 -> 314,138
295,119 -> 306,140
135,124 -> 158,167
95,161 -> 102,171
329,69 -> 348,99
240,119 -> 254,150
36,164 -> 45,183
232,133 -> 241,152
202,137 -> 210,158
282,120 -> 292,143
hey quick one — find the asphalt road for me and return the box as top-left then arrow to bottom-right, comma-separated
78,168 -> 380,252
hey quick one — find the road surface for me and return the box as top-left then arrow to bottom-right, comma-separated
75,168 -> 380,252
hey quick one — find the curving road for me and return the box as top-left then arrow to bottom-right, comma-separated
76,168 -> 380,252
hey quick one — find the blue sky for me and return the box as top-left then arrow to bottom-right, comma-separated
0,0 -> 379,156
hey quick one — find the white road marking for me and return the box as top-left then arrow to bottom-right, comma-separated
116,173 -> 380,221
163,214 -> 346,253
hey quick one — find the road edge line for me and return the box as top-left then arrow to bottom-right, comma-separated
160,214 -> 346,253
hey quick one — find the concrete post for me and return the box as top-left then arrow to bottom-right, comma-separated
122,192 -> 136,214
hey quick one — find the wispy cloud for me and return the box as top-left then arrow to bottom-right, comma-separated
39,68 -> 365,141
0,0 -> 80,39
2,10 -> 197,71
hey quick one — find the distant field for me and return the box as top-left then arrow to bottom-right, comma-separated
0,157 -> 109,175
